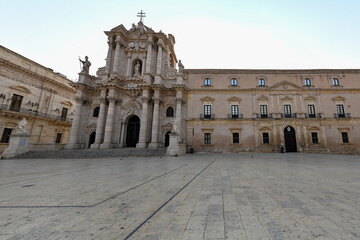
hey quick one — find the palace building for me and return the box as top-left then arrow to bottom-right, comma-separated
66,18 -> 360,154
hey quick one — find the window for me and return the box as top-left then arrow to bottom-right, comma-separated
61,107 -> 68,120
9,94 -> 23,111
55,133 -> 62,144
260,105 -> 268,118
337,104 -> 345,118
341,132 -> 349,143
284,105 -> 291,117
258,78 -> 265,86
204,133 -> 211,144
230,78 -> 237,86
332,78 -> 340,86
204,78 -> 211,86
0,128 -> 12,143
304,78 -> 311,86
93,107 -> 100,117
308,105 -> 315,118
231,105 -> 239,118
204,105 -> 211,119
263,132 -> 269,144
166,107 -> 174,117
311,132 -> 319,144
233,132 -> 239,144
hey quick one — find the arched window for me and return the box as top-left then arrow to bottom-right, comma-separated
204,78 -> 211,86
304,78 -> 311,86
93,107 -> 100,117
230,78 -> 237,86
166,107 -> 174,117
258,78 -> 265,86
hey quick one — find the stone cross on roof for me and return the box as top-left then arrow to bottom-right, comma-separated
137,10 -> 146,23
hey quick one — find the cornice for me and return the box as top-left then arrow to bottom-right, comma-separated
185,69 -> 360,75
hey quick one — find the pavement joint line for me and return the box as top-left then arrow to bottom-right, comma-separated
0,164 -> 188,209
123,159 -> 217,240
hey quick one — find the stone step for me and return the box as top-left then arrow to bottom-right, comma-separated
11,148 -> 167,159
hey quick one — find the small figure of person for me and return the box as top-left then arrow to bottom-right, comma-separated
134,62 -> 141,76
79,56 -> 91,74
178,60 -> 184,73
17,117 -> 27,133
280,143 -> 284,153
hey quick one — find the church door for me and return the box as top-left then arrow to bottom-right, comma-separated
164,131 -> 171,147
126,116 -> 140,147
88,132 -> 96,148
284,126 -> 297,152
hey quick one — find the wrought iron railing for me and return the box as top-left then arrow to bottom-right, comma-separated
334,113 -> 351,118
200,114 -> 215,120
281,113 -> 297,118
305,113 -> 322,118
256,113 -> 273,119
227,113 -> 243,119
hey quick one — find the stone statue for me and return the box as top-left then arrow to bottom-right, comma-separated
17,118 -> 27,133
178,60 -> 184,73
134,62 -> 141,76
172,119 -> 179,133
79,56 -> 91,74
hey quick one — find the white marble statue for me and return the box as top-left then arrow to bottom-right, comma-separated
79,56 -> 91,74
134,62 -> 141,76
178,60 -> 184,73
17,117 -> 27,133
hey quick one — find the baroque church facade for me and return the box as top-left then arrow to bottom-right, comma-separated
67,19 -> 360,154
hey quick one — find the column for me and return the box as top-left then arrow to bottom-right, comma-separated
100,97 -> 116,148
175,91 -> 183,135
119,122 -> 125,147
105,37 -> 113,73
91,94 -> 106,148
149,96 -> 161,148
145,37 -> 153,73
296,125 -> 302,152
156,40 -> 163,75
126,54 -> 131,77
137,89 -> 149,148
66,96 -> 83,149
303,125 -> 308,151
112,36 -> 121,73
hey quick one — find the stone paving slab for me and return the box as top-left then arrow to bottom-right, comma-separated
0,153 -> 359,239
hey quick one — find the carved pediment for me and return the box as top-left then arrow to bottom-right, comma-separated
280,96 -> 293,101
260,126 -> 272,131
61,101 -> 73,107
10,85 -> 31,94
227,96 -> 241,102
308,126 -> 320,131
200,96 -> 215,103
257,95 -> 269,101
162,122 -> 173,128
269,81 -> 301,90
304,96 -> 316,101
332,96 -> 345,102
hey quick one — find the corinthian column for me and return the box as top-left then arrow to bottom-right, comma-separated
100,97 -> 116,148
149,96 -> 161,148
145,37 -> 153,73
136,89 -> 149,148
66,96 -> 84,149
105,37 -> 113,73
156,39 -> 164,75
175,91 -> 183,135
112,36 -> 122,73
91,93 -> 107,148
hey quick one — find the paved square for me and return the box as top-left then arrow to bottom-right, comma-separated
0,153 -> 360,240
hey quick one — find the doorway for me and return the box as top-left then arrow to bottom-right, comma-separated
88,132 -> 96,148
164,131 -> 171,147
284,126 -> 297,152
126,115 -> 140,147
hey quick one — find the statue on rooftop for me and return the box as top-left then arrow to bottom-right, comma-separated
178,60 -> 184,73
79,56 -> 91,74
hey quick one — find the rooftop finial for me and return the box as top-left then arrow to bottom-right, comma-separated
137,10 -> 146,23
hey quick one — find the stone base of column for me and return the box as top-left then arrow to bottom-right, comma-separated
167,132 -> 186,157
148,142 -> 161,148
65,142 -> 81,149
136,142 -> 147,148
90,143 -> 101,149
100,143 -> 113,149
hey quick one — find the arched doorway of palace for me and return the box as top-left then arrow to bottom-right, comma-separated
284,126 -> 297,152
126,115 -> 140,147
88,132 -> 96,148
164,131 -> 171,147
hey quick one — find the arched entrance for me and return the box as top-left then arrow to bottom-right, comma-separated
284,126 -> 297,152
126,115 -> 140,147
88,132 -> 96,148
164,131 -> 171,147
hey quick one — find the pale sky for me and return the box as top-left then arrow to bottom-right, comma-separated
1,0 -> 360,81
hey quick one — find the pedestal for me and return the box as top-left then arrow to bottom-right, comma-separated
2,133 -> 30,158
167,132 -> 186,157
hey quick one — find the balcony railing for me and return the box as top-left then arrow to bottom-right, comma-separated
305,113 -> 322,118
334,113 -> 351,118
0,104 -> 73,122
227,113 -> 243,119
256,113 -> 273,119
281,113 -> 297,118
200,114 -> 215,120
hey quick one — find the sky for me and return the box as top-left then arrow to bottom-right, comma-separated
1,0 -> 360,81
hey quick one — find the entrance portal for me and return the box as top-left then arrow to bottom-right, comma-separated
126,115 -> 140,147
88,132 -> 96,148
164,131 -> 171,147
284,126 -> 297,152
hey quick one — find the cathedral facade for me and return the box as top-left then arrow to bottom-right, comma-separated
67,20 -> 360,154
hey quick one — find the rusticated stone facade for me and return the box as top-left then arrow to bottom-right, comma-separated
67,20 -> 360,154
0,45 -> 76,155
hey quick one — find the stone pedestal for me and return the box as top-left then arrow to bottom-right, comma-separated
167,132 -> 186,157
2,133 -> 30,158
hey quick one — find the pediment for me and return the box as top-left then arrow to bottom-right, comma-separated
269,80 -> 301,90
304,96 -> 316,101
332,96 -> 345,102
61,101 -> 73,107
260,126 -> 272,131
227,96 -> 241,102
109,24 -> 128,33
257,95 -> 269,101
162,122 -> 173,128
200,96 -> 215,102
10,85 -> 31,94
308,126 -> 320,131
280,96 -> 293,101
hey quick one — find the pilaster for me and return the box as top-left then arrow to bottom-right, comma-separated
100,96 -> 117,148
105,37 -> 113,73
149,94 -> 161,148
112,36 -> 122,73
136,88 -> 150,148
91,91 -> 107,148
